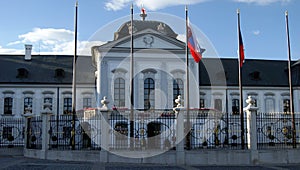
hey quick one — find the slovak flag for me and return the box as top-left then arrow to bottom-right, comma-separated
187,19 -> 203,63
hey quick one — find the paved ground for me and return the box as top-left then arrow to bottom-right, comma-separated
1,155 -> 300,170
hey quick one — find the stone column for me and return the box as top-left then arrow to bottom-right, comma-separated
244,96 -> 259,164
173,95 -> 185,165
99,96 -> 110,162
41,108 -> 53,159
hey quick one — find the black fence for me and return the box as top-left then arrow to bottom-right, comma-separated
0,117 -> 25,148
109,109 -> 176,150
257,112 -> 300,149
189,110 -> 247,150
10,111 -> 300,151
48,114 -> 101,150
26,116 -> 42,149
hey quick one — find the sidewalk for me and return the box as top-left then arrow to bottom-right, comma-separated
1,155 -> 300,170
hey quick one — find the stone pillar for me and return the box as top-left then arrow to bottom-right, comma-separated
173,95 -> 185,165
244,96 -> 259,164
23,114 -> 33,149
41,108 -> 53,159
100,96 -> 110,162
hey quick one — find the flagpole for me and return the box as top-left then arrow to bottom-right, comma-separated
129,4 -> 134,150
285,11 -> 296,148
185,5 -> 191,150
237,9 -> 245,150
71,0 -> 78,150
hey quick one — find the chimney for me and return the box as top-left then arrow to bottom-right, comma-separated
24,44 -> 32,61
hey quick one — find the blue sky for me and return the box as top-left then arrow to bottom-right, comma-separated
0,0 -> 299,61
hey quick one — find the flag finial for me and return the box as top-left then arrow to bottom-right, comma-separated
140,7 -> 147,21
237,9 -> 240,14
285,10 -> 288,16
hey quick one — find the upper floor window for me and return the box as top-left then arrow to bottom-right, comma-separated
17,68 -> 29,78
83,98 -> 92,109
24,97 -> 33,114
4,97 -> 13,115
173,78 -> 184,107
144,78 -> 155,110
63,98 -> 72,114
114,78 -> 125,107
232,99 -> 239,115
55,68 -> 65,78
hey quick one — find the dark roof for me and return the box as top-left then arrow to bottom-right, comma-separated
0,55 -> 95,85
199,58 -> 295,87
114,20 -> 178,40
1,54 -> 297,87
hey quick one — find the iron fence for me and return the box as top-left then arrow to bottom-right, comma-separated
109,109 -> 176,150
257,112 -> 300,149
26,116 -> 42,149
189,110 -> 248,150
49,114 -> 101,150
16,110 -> 300,151
0,117 -> 25,148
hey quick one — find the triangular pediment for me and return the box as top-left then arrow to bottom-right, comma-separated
102,29 -> 185,50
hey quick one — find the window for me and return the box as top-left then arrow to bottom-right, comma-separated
173,79 -> 184,107
24,97 -> 33,114
283,99 -> 290,113
4,97 -> 13,115
265,98 -> 275,113
144,78 -> 155,110
214,99 -> 222,111
83,98 -> 92,109
17,68 -> 29,78
55,68 -> 65,78
3,127 -> 13,139
63,98 -> 72,114
253,98 -> 257,107
200,99 -> 205,108
43,98 -> 53,111
114,78 -> 125,107
232,99 -> 239,115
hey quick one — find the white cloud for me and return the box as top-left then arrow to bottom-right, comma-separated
253,30 -> 260,35
104,0 -> 291,11
105,0 -> 209,11
233,0 -> 291,5
4,28 -> 105,55
105,0 -> 132,11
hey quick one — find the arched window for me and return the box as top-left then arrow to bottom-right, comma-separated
144,78 -> 155,110
173,78 -> 184,107
114,78 -> 125,107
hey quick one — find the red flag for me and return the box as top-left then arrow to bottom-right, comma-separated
141,7 -> 146,15
187,19 -> 203,63
238,12 -> 245,67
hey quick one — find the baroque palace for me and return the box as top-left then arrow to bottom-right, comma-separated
1,13 -> 300,165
